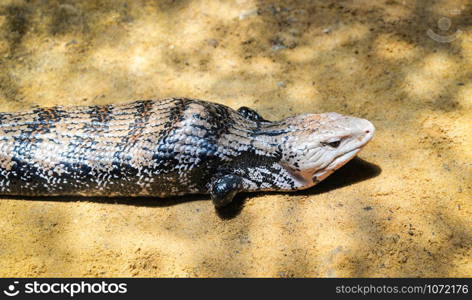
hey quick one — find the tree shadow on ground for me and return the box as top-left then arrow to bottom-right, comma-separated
0,0 -> 470,277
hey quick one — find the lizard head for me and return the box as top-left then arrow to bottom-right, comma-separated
274,112 -> 375,189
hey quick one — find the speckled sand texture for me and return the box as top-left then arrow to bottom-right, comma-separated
0,0 -> 470,277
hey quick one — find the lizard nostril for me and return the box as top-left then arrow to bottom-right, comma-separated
365,130 -> 370,133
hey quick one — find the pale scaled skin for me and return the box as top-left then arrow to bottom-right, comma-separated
274,112 -> 375,189
0,98 -> 375,208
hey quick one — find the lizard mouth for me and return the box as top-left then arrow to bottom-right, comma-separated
312,147 -> 361,182
328,147 -> 361,170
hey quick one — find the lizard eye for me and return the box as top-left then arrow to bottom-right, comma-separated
322,140 -> 341,148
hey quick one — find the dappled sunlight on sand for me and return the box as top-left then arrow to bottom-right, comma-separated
404,53 -> 459,99
374,34 -> 418,60
0,0 -> 470,277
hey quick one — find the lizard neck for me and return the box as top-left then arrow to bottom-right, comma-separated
218,119 -> 310,192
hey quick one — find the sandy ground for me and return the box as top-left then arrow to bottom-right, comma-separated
0,0 -> 470,277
